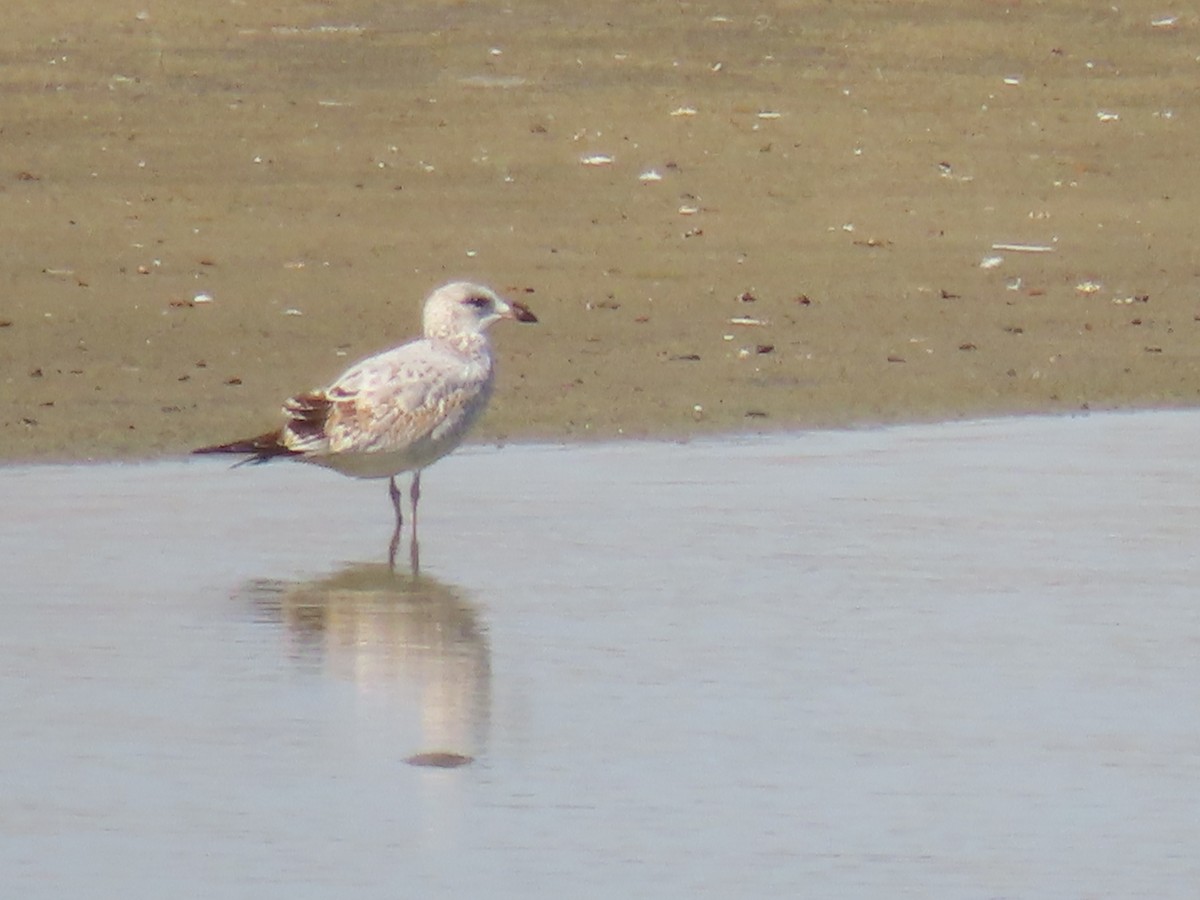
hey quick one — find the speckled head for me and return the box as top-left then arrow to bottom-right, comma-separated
422,281 -> 537,340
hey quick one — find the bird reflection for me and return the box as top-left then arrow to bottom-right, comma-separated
243,563 -> 490,764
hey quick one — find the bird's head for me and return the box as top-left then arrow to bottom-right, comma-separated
423,282 -> 538,339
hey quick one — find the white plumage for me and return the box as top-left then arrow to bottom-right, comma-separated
195,281 -> 537,567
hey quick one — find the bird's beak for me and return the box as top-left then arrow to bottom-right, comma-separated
507,299 -> 538,323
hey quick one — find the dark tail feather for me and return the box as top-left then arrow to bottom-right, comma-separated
192,430 -> 300,466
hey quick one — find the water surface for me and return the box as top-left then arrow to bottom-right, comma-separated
2,411 -> 1198,897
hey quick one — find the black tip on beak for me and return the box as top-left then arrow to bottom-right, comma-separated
510,300 -> 538,323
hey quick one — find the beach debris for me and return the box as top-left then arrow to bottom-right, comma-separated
1096,110 -> 1120,122
458,74 -> 527,89
638,169 -> 663,182
1075,280 -> 1102,294
991,242 -> 1054,253
266,24 -> 366,37
670,106 -> 697,117
579,154 -> 614,166
937,161 -> 974,182
728,316 -> 765,326
980,255 -> 1004,269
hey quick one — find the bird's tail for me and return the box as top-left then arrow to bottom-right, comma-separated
192,430 -> 299,466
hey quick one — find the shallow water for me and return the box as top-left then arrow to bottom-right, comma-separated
3,411 -> 1199,897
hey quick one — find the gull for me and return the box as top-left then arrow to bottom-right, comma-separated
193,281 -> 537,569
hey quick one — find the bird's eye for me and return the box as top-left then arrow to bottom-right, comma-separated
465,295 -> 491,309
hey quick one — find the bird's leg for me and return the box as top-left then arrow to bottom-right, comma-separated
388,476 -> 403,571
410,471 -> 422,534
409,470 -> 422,575
389,475 -> 404,529
388,528 -> 400,572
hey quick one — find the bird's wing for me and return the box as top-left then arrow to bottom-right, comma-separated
282,341 -> 489,456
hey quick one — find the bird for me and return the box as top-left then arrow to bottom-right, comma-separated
193,281 -> 538,570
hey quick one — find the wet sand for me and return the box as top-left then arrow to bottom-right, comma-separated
3,1 -> 1199,461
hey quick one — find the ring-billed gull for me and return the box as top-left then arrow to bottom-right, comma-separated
194,281 -> 537,569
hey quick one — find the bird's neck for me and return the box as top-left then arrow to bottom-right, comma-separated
430,330 -> 490,358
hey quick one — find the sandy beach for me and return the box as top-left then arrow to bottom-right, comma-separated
3,0 -> 1198,462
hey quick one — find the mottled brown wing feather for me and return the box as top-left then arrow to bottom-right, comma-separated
281,391 -> 335,449
323,383 -> 479,457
